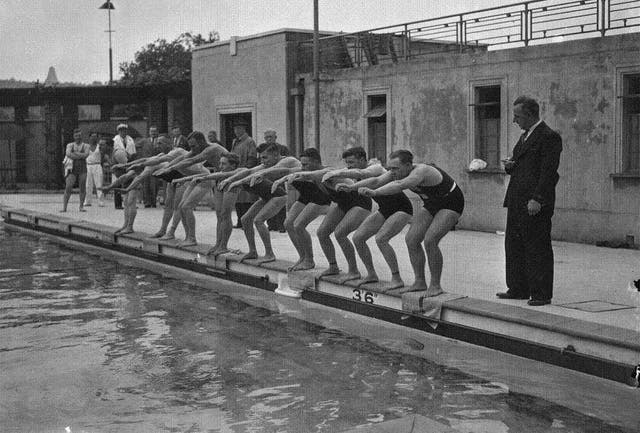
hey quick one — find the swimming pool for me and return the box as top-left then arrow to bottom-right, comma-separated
0,227 -> 635,433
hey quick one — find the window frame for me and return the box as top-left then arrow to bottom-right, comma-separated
467,77 -> 508,173
616,67 -> 640,174
363,86 -> 391,164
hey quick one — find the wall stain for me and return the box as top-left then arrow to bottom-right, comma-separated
549,82 -> 578,119
596,97 -> 609,114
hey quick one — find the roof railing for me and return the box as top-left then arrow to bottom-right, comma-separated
297,0 -> 640,72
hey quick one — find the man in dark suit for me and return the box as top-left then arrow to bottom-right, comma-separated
139,126 -> 161,207
171,125 -> 189,150
497,96 -> 562,306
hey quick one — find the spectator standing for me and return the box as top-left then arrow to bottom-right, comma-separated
111,132 -> 129,209
259,129 -> 289,232
83,131 -> 105,207
230,119 -> 258,227
113,124 -> 136,160
497,96 -> 562,306
139,126 -> 162,207
171,125 -> 189,150
61,129 -> 90,213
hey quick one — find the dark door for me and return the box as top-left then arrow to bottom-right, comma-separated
368,115 -> 387,164
220,112 -> 252,151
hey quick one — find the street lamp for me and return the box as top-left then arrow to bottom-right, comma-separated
99,1 -> 115,84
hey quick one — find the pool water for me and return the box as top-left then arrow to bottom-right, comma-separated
0,227 -> 633,433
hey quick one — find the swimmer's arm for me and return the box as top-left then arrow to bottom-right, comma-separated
171,173 -> 205,184
350,171 -> 394,190
368,166 -> 425,196
198,169 -> 242,182
324,163 -> 386,182
251,158 -> 302,180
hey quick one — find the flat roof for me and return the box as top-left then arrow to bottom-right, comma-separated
192,28 -> 337,51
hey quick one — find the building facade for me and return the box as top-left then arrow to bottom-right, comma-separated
191,8 -> 640,245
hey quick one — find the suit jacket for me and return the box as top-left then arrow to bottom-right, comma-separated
503,121 -> 562,210
173,135 -> 189,150
139,137 -> 163,158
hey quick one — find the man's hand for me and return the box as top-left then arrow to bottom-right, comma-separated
228,180 -> 243,191
249,174 -> 263,187
217,179 -> 230,191
358,187 -> 376,197
527,199 -> 541,216
502,158 -> 515,171
272,178 -> 285,193
335,183 -> 354,192
153,168 -> 168,176
111,163 -> 126,170
321,170 -> 341,183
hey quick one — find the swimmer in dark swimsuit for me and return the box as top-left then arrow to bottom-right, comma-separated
154,131 -> 229,247
338,170 -> 414,290
99,165 -> 145,235
174,153 -> 243,256
123,146 -> 191,239
271,148 -> 330,271
315,147 -> 386,282
359,150 -> 464,296
220,143 -> 301,263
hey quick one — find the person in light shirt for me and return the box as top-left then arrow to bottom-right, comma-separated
113,124 -> 136,159
83,131 -> 105,207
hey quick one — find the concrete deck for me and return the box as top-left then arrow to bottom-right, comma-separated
1,193 -> 639,385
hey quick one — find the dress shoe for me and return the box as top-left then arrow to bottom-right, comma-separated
527,299 -> 551,306
496,291 -> 529,300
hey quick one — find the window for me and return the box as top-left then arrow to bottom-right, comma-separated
622,74 -> 640,172
27,106 -> 44,121
0,106 -> 15,122
78,105 -> 101,121
473,85 -> 501,168
364,94 -> 387,164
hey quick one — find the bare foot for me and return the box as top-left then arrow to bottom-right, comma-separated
149,231 -> 165,238
114,228 -> 125,235
319,264 -> 340,278
178,239 -> 197,247
357,274 -> 379,286
119,228 -> 134,235
159,233 -> 175,240
60,209 -> 67,213
257,254 -> 276,264
424,285 -> 444,297
292,260 -> 315,271
239,251 -> 259,262
340,272 -> 362,283
79,208 -> 87,212
384,280 -> 405,291
392,281 -> 429,294
207,247 -> 229,257
288,258 -> 304,271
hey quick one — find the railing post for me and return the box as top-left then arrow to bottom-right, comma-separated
522,3 -> 530,46
403,24 -> 409,60
458,14 -> 465,52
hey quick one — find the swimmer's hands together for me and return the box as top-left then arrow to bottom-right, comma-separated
321,169 -> 342,183
335,183 -> 354,192
358,187 -> 376,197
248,174 -> 263,187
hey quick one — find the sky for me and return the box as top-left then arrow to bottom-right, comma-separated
0,0 -> 514,84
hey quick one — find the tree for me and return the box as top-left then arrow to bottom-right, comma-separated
119,31 -> 219,86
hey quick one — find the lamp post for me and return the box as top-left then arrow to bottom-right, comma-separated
313,0 -> 320,149
99,1 -> 115,84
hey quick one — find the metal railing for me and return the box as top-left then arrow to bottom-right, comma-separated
297,0 -> 640,71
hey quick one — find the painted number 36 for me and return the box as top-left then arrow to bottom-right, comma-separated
352,289 -> 376,304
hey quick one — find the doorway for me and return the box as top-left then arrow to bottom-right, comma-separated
220,112 -> 252,151
365,94 -> 387,164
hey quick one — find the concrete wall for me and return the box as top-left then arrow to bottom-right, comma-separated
192,30 -> 321,149
298,33 -> 640,244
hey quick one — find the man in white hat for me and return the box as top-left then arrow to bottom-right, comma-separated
113,123 -> 136,160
